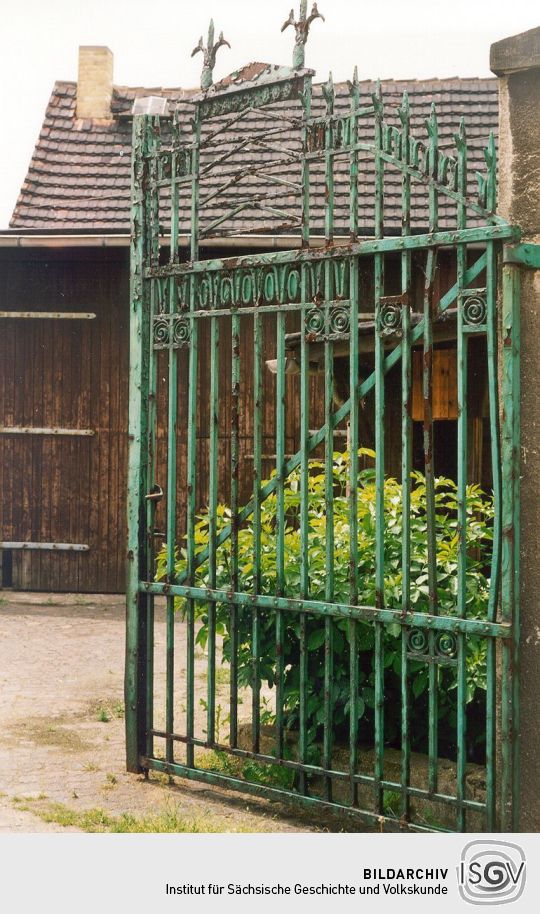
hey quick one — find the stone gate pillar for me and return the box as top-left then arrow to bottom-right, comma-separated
491,26 -> 540,832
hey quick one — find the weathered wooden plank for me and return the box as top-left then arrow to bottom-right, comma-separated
0,426 -> 94,436
0,541 -> 89,551
0,311 -> 96,320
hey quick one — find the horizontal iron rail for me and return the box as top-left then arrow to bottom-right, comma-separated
146,733 -> 485,812
0,542 -> 89,551
141,582 -> 509,638
140,756 -> 451,833
145,224 -> 519,279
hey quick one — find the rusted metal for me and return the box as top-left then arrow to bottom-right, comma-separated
191,20 -> 230,91
281,0 -> 325,69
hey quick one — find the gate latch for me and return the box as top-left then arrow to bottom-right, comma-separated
145,484 -> 163,502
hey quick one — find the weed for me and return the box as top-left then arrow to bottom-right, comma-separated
198,750 -> 294,791
93,700 -> 124,723
382,790 -> 401,818
27,800 -> 258,833
215,666 -> 230,688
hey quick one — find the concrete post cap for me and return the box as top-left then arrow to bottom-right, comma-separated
490,26 -> 540,75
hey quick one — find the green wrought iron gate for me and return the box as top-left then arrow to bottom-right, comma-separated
126,7 -> 521,832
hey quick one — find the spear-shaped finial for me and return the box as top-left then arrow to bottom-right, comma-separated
398,89 -> 410,126
347,65 -> 360,105
281,1 -> 325,70
371,78 -> 383,118
191,19 -> 231,91
322,71 -> 334,114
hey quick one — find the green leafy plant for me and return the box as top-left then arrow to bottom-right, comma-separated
157,450 -> 493,762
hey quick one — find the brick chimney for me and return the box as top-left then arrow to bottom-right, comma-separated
76,46 -> 113,119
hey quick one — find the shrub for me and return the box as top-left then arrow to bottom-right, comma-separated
156,450 -> 493,762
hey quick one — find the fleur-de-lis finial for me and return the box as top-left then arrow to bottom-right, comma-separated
281,1 -> 325,70
191,19 -> 231,91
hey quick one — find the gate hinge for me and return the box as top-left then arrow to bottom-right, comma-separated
503,243 -> 540,269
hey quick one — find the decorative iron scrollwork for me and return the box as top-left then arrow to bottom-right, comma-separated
407,627 -> 457,662
153,317 -> 170,346
173,318 -> 191,346
435,632 -> 457,659
191,19 -> 230,91
378,302 -> 402,333
153,316 -> 191,349
407,628 -> 428,654
305,308 -> 325,336
281,0 -> 325,70
462,291 -> 487,326
329,306 -> 350,335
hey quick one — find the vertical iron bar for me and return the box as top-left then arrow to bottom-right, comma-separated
185,109 -> 201,768
252,305 -> 263,753
425,104 -> 439,796
299,262 -> 310,795
485,241 -> 501,830
166,129 -> 180,757
164,153 -> 177,768
144,125 -> 161,764
348,67 -> 360,808
298,75 -> 312,794
145,279 -> 158,761
399,91 -> 412,821
207,294 -> 219,746
230,308 -> 240,749
323,75 -> 335,798
373,82 -> 385,813
126,114 -> 151,773
275,304 -> 286,760
455,119 -> 467,832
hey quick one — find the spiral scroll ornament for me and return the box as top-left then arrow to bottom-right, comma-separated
173,318 -> 191,347
463,293 -> 487,326
435,632 -> 457,659
153,316 -> 170,347
378,303 -> 402,333
305,308 -> 325,336
329,306 -> 350,335
407,628 -> 428,654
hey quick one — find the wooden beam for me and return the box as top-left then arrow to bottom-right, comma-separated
0,427 -> 95,436
0,542 -> 89,551
0,311 -> 96,320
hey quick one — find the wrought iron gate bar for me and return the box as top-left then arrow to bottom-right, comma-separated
143,734 -> 487,811
144,225 -> 518,280
140,755 -> 457,834
140,582 -> 510,638
127,6 -> 521,833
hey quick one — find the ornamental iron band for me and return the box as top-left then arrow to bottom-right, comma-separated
127,4 -> 521,836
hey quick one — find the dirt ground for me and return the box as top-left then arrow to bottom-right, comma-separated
0,591 -> 351,833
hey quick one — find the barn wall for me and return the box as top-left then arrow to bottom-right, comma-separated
0,248 -> 129,592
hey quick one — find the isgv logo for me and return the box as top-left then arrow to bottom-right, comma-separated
458,841 -> 526,905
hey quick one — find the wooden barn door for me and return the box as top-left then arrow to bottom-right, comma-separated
0,250 -> 128,593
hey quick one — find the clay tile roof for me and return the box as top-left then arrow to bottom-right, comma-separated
10,72 -> 498,235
